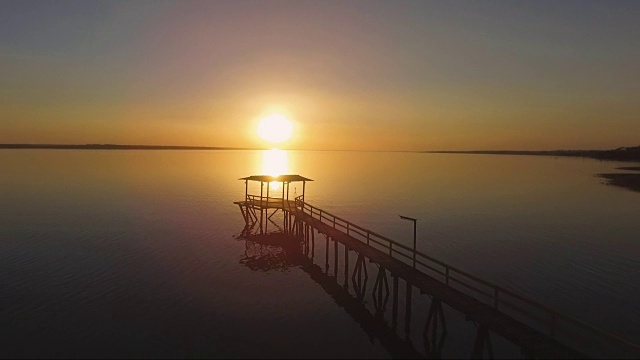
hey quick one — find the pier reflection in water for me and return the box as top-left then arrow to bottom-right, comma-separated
235,220 -> 523,359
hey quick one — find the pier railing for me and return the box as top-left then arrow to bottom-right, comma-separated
294,197 -> 639,356
245,194 -> 293,208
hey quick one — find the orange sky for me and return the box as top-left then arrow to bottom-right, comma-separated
1,1 -> 638,151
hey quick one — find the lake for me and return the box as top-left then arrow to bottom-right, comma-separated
1,150 -> 638,358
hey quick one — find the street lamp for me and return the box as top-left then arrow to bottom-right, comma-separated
399,215 -> 417,267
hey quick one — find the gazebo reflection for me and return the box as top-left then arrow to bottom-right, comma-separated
235,223 -> 304,272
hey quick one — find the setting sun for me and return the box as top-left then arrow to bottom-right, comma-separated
257,114 -> 293,143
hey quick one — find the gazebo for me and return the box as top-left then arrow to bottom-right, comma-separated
235,174 -> 313,227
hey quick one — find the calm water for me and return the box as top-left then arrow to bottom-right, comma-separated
1,150 -> 638,358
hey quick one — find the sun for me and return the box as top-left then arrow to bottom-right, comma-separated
257,114 -> 293,143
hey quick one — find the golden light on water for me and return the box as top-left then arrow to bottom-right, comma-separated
262,149 -> 289,190
257,114 -> 293,143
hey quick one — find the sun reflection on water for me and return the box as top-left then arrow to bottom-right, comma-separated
262,149 -> 289,191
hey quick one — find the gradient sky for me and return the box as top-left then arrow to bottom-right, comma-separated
1,0 -> 638,150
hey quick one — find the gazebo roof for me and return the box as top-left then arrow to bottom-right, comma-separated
239,174 -> 313,182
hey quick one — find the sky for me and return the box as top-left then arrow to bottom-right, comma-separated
1,0 -> 638,151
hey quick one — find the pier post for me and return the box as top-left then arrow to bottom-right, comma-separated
307,225 -> 311,255
344,246 -> 349,288
284,210 -> 288,233
424,302 -> 447,359
238,204 -> 247,223
259,181 -> 264,232
265,183 -> 270,232
311,227 -> 315,260
334,238 -> 338,277
471,325 -> 493,359
325,235 -> 330,272
405,282 -> 413,336
373,265 -> 390,315
304,225 -> 309,256
392,275 -> 399,329
352,253 -> 368,302
424,297 -> 447,349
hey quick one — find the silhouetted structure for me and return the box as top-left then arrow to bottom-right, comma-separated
234,174 -> 312,232
234,175 -> 640,359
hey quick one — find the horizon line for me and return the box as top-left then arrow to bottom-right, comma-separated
0,143 -> 638,153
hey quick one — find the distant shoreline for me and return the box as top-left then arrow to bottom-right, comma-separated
2,144 -> 639,162
423,147 -> 640,162
0,144 -> 260,151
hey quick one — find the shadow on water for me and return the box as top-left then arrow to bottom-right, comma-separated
236,223 -> 454,359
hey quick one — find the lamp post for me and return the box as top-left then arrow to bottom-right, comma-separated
399,215 -> 417,267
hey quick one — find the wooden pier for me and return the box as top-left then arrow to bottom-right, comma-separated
235,174 -> 640,359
